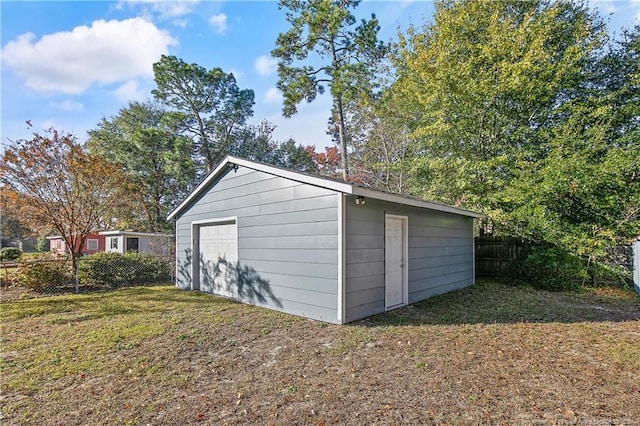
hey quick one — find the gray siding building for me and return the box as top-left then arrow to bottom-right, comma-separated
168,156 -> 482,324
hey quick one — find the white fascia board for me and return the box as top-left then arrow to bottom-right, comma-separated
167,157 -> 236,221
97,231 -> 120,236
167,155 -> 354,221
167,154 -> 481,221
228,156 -> 353,193
351,187 -> 484,219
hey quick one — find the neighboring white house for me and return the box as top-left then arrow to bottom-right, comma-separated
99,231 -> 173,256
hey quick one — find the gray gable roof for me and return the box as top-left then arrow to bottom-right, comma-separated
167,155 -> 483,221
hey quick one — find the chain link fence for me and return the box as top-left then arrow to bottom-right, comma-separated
0,253 -> 174,301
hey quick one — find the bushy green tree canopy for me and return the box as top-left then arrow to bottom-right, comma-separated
152,55 -> 255,173
88,101 -> 195,233
375,0 -> 638,266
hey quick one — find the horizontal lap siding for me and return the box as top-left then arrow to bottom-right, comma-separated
344,199 -> 385,322
174,166 -> 340,323
345,197 -> 474,322
407,213 -> 474,302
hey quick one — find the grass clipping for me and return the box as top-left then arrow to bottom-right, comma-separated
1,282 -> 639,425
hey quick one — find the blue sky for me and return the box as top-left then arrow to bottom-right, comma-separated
1,1 -> 639,151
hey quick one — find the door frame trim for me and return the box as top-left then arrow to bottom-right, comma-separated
191,216 -> 238,291
337,194 -> 346,323
384,213 -> 409,310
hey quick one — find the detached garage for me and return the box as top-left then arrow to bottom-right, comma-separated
168,156 -> 482,324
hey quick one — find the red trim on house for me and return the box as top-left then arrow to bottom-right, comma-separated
48,233 -> 106,255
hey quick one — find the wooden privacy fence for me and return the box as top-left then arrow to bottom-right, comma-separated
475,237 -> 635,284
475,237 -> 524,279
634,240 -> 640,295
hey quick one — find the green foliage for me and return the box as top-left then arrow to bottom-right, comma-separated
0,247 -> 22,261
346,89 -> 416,192
87,101 -> 194,233
504,134 -> 640,260
274,139 -> 318,172
272,0 -> 387,179
587,262 -> 633,288
501,24 -> 640,261
378,0 -> 638,273
228,120 -> 318,172
390,0 -> 604,210
0,187 -> 32,242
504,245 -> 588,292
16,261 -> 72,292
79,252 -> 172,289
35,235 -> 49,253
152,55 -> 255,173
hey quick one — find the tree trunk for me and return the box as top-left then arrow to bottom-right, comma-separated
335,96 -> 349,181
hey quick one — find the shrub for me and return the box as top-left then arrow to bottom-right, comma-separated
587,262 -> 633,288
35,236 -> 49,252
504,245 -> 588,291
16,261 -> 72,292
0,247 -> 22,261
79,252 -> 172,288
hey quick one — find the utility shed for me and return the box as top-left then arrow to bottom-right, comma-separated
168,156 -> 483,324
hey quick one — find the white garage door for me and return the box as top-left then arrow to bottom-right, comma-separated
198,222 -> 238,298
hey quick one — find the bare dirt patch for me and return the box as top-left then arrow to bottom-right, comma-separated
1,282 -> 638,425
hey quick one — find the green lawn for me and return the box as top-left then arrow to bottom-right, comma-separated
1,281 -> 638,425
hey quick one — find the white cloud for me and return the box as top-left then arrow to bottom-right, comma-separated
40,118 -> 59,131
50,99 -> 84,112
255,55 -> 278,76
264,87 -> 282,104
172,18 -> 188,28
634,0 -> 640,21
1,18 -> 176,95
209,13 -> 227,34
117,0 -> 200,19
153,1 -> 200,18
114,80 -> 146,102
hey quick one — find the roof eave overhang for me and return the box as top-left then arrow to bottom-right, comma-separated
351,186 -> 484,219
167,155 -> 483,221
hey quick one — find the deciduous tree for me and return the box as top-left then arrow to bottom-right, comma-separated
0,128 -> 133,269
502,24 -> 640,262
88,101 -> 194,233
0,186 -> 33,247
345,90 -> 415,193
383,0 -> 637,272
389,0 -> 604,215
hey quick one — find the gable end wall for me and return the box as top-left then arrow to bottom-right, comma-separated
174,166 -> 340,323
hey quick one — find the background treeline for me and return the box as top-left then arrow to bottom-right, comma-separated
347,0 -> 639,284
2,0 -> 638,286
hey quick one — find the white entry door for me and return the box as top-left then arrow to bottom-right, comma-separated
198,222 -> 238,298
385,215 -> 407,310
